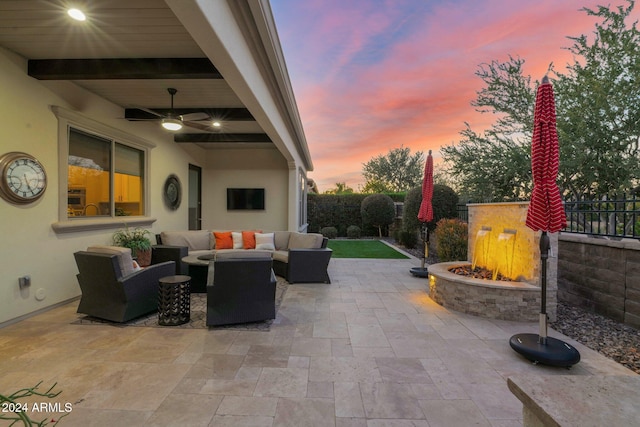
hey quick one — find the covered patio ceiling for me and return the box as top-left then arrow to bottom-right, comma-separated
0,0 -> 290,150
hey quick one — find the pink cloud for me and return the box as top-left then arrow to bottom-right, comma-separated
274,0 -> 640,192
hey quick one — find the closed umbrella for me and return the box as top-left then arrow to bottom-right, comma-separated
510,76 -> 580,367
411,150 -> 433,277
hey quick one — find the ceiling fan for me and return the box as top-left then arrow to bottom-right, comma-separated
129,88 -> 220,132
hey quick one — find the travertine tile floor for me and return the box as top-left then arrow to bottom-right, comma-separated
0,258 -> 635,426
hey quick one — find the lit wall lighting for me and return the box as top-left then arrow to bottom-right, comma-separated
212,121 -> 221,128
67,8 -> 86,21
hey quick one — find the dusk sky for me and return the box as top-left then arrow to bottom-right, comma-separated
271,0 -> 639,192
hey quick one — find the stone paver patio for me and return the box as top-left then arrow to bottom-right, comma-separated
0,257 -> 634,426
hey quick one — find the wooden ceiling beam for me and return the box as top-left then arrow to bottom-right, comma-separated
125,108 -> 255,121
28,58 -> 221,80
174,133 -> 272,143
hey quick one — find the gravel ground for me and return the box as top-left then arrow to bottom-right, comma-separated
387,238 -> 640,374
551,303 -> 640,374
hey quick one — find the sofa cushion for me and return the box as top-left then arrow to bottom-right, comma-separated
214,231 -> 234,249
161,230 -> 211,251
273,231 -> 291,250
87,245 -> 135,277
272,250 -> 289,263
289,232 -> 323,249
255,232 -> 276,250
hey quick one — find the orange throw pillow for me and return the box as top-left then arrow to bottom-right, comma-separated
214,231 -> 233,249
242,230 -> 262,249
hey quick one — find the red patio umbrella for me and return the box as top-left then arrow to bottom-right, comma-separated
418,150 -> 434,224
510,76 -> 580,367
411,150 -> 433,277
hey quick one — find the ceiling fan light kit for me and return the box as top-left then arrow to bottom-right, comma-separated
161,118 -> 183,131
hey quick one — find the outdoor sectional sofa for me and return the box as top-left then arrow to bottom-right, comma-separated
152,229 -> 332,286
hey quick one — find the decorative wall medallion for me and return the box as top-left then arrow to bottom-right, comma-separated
163,174 -> 181,210
0,152 -> 47,204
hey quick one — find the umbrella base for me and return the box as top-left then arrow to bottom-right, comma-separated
410,267 -> 429,278
509,333 -> 580,368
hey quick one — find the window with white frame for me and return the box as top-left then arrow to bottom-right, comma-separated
67,128 -> 145,218
52,106 -> 155,230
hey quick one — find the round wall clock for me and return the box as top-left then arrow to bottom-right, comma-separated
0,152 -> 47,204
163,174 -> 181,210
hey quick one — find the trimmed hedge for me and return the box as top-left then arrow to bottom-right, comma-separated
308,187 -> 458,237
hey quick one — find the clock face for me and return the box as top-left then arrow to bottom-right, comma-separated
0,152 -> 47,204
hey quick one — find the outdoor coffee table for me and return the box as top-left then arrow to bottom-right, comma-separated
158,275 -> 191,326
181,254 -> 214,293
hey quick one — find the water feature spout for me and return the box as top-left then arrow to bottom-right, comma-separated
493,229 -> 517,280
472,226 -> 492,270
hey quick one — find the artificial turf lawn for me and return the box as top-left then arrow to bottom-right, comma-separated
326,239 -> 409,259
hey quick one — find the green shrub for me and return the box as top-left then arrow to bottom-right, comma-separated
320,226 -> 338,239
346,225 -> 361,239
398,229 -> 418,249
361,194 -> 396,237
434,218 -> 468,262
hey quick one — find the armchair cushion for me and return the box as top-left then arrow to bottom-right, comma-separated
86,245 -> 135,277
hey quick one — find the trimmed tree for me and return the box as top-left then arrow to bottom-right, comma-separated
361,194 -> 395,238
403,184 -> 459,232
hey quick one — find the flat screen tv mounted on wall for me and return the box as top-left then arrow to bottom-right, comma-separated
227,188 -> 265,210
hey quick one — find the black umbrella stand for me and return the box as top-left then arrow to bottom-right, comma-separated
509,232 -> 581,367
410,224 -> 430,278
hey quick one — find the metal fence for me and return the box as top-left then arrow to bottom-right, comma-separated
456,203 -> 469,222
564,194 -> 640,239
455,195 -> 639,240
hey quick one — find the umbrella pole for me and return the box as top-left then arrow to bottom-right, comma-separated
539,231 -> 550,344
421,225 -> 429,269
509,230 -> 579,367
411,224 -> 430,277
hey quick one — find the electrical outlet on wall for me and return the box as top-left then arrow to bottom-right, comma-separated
18,275 -> 31,288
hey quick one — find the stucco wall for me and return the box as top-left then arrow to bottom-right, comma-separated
558,234 -> 640,328
0,47 -> 293,325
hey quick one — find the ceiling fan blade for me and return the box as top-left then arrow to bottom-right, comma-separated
126,106 -> 165,120
183,120 -> 216,132
180,112 -> 210,121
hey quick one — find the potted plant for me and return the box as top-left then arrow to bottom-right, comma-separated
113,226 -> 152,267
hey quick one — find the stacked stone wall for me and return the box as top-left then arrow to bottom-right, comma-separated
467,202 -> 557,321
558,234 -> 640,328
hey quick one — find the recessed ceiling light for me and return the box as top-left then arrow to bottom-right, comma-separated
67,8 -> 86,21
212,121 -> 221,128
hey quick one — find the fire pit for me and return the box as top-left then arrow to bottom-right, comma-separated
427,262 -> 540,321
449,265 -> 515,281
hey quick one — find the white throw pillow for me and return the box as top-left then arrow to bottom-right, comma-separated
232,231 -> 244,249
254,232 -> 275,250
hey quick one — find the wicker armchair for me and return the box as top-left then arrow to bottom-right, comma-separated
206,257 -> 276,326
74,247 -> 175,322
